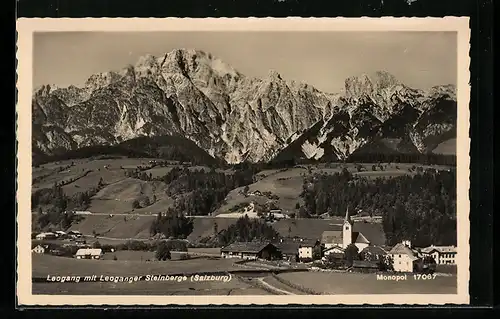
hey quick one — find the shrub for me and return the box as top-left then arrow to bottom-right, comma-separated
155,241 -> 171,261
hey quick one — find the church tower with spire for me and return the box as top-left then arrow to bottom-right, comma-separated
342,207 -> 353,248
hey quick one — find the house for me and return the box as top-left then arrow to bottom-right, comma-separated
75,238 -> 87,245
68,230 -> 83,237
31,244 -> 47,254
321,208 -> 371,251
298,239 -> 321,261
220,242 -> 281,260
388,241 -> 421,272
276,241 -> 300,262
55,231 -> 67,238
75,248 -> 103,259
420,245 -> 457,265
35,232 -> 57,240
351,260 -> 380,272
360,245 -> 388,261
323,244 -> 345,257
49,248 -> 65,256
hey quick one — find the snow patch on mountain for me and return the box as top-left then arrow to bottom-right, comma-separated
301,140 -> 325,160
32,49 -> 457,163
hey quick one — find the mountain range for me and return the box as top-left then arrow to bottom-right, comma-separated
32,48 -> 457,165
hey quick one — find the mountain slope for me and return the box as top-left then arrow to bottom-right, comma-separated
33,50 -> 456,164
272,72 -> 457,161
33,134 -> 222,166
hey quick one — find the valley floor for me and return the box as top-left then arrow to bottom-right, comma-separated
31,253 -> 457,296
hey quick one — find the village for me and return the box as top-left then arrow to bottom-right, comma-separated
32,207 -> 457,275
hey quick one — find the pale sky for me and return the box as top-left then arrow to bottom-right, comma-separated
33,31 -> 456,93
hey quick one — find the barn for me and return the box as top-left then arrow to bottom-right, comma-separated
221,242 -> 281,260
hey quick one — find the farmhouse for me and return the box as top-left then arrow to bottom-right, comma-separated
35,232 -> 57,240
75,248 -> 103,259
55,230 -> 67,237
68,230 -> 83,237
388,241 -> 421,272
221,242 -> 281,260
323,244 -> 345,257
276,239 -> 320,261
420,245 -> 457,265
298,239 -> 321,261
276,241 -> 300,262
32,244 -> 47,254
360,245 -> 389,261
321,208 -> 374,252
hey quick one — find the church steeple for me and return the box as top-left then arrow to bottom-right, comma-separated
344,207 -> 352,226
342,207 -> 353,248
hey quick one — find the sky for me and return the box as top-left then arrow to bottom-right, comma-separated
33,31 -> 457,93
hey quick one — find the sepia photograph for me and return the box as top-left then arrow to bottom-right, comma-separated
16,18 -> 470,305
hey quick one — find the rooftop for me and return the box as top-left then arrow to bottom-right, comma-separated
420,245 -> 457,254
361,245 -> 388,255
221,241 -> 275,253
322,230 -> 343,243
75,248 -> 102,256
389,243 -> 420,260
352,232 -> 370,244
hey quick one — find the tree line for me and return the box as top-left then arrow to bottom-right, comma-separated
300,168 -> 456,247
217,215 -> 281,246
159,167 -> 255,216
268,153 -> 456,169
149,211 -> 194,239
31,178 -> 105,230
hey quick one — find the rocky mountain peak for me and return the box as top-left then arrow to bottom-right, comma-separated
33,84 -> 58,97
267,69 -> 283,81
345,70 -> 400,98
84,71 -> 122,92
32,50 -> 456,164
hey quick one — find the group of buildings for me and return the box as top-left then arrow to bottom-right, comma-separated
35,230 -> 83,240
32,243 -> 104,260
220,209 -> 457,273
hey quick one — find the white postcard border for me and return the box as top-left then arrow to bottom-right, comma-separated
16,17 -> 471,306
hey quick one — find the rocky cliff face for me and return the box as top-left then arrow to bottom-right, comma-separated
32,49 -> 456,163
275,71 -> 456,161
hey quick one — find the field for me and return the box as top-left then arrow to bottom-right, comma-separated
215,163 -> 450,217
65,214 -> 384,244
98,249 -> 221,261
32,254 -> 241,277
67,214 -> 156,239
33,157 -> 177,214
276,271 -> 457,294
432,138 -> 457,155
31,253 -> 272,295
33,158 -> 449,244
32,278 -> 270,295
31,254 -> 457,295
32,278 -> 271,295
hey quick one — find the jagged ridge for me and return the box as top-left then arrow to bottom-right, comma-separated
32,49 -> 456,164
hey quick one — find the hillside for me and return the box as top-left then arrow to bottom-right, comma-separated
33,134 -> 221,167
34,157 -> 448,243
33,50 -> 456,164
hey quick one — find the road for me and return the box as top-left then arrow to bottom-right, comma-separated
256,277 -> 295,295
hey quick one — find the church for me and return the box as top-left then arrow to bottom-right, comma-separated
322,208 -> 371,255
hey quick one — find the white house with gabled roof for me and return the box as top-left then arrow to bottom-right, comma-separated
388,241 -> 421,272
420,245 -> 457,265
75,248 -> 103,259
